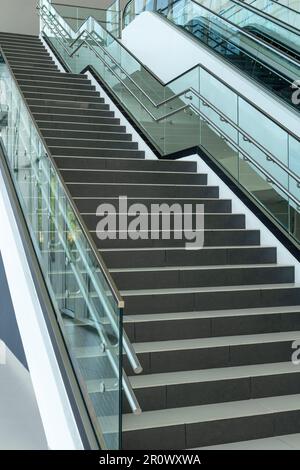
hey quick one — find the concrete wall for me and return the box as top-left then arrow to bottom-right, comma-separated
0,0 -> 118,35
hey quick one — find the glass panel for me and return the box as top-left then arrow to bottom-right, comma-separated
0,57 -> 123,450
123,0 -> 299,111
38,0 -> 300,244
52,1 -> 121,37
242,0 -> 300,32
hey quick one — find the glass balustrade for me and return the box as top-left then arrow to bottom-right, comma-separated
39,0 -> 300,246
0,55 -> 124,450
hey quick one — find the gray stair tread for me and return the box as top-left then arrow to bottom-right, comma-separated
100,245 -> 273,252
127,362 -> 300,388
195,433 -> 300,450
56,283 -> 299,301
124,304 -> 300,323
132,330 -> 300,353
122,282 -> 300,296
74,331 -> 300,357
122,394 -> 300,431
52,262 -> 281,275
111,263 -> 283,273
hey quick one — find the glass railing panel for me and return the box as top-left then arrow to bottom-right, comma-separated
38,0 -> 300,246
0,57 -> 123,450
51,2 -> 120,36
238,155 -> 291,230
194,0 -> 300,56
242,0 -> 300,30
238,97 -> 289,189
289,136 -> 300,240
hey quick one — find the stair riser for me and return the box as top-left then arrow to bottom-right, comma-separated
53,146 -> 146,158
30,106 -> 114,116
122,409 -> 300,449
14,71 -> 87,81
102,247 -> 277,269
48,140 -> 139,151
0,34 -> 41,42
55,157 -> 197,173
61,170 -> 206,185
21,86 -> 97,96
67,183 -> 218,197
124,286 -> 300,315
5,54 -> 54,64
51,266 -> 293,296
33,113 -> 121,125
90,230 -> 260,249
121,372 -> 300,412
4,52 -> 51,61
10,61 -> 58,70
0,42 -> 45,52
44,123 -> 126,133
0,42 -> 46,51
6,55 -> 55,64
25,93 -> 101,103
112,266 -> 294,290
43,247 -> 276,270
18,79 -> 92,89
75,197 -> 231,213
82,213 -> 244,231
43,130 -> 132,141
125,311 -> 300,343
123,339 -> 297,376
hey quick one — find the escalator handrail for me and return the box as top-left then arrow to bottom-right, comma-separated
230,0 -> 300,34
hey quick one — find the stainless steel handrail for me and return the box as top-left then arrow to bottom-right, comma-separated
42,10 -> 300,188
39,14 -> 300,211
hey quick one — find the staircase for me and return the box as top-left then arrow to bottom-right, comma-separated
1,32 -> 300,450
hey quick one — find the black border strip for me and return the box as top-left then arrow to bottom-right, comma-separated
0,141 -> 99,450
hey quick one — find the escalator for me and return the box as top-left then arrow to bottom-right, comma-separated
123,0 -> 300,112
218,0 -> 300,61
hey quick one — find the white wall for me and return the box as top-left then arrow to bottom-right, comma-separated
0,0 -> 116,35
